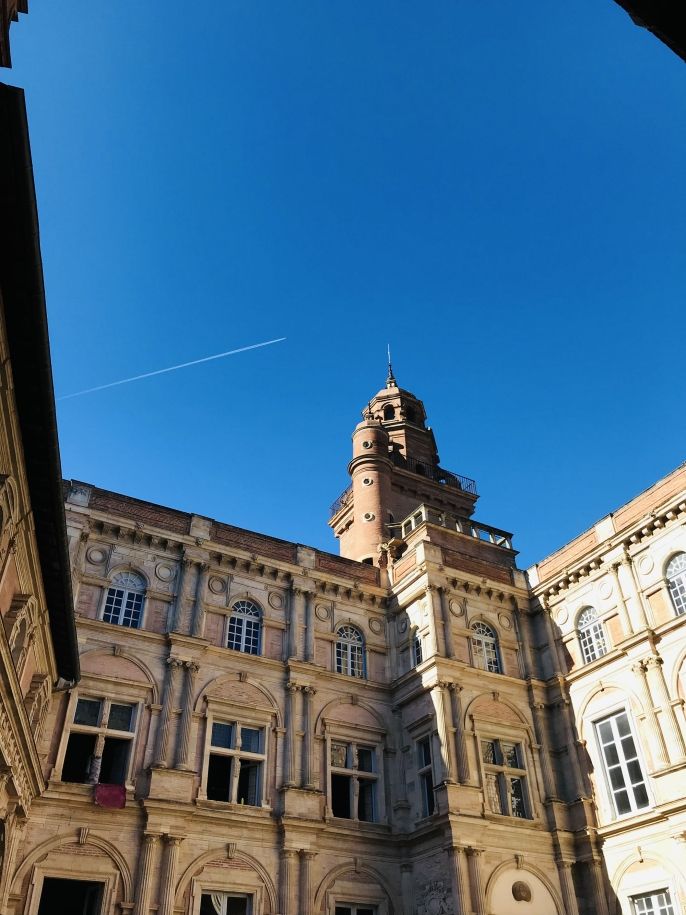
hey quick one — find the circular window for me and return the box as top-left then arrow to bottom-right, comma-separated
362,478 -> 373,486
363,512 -> 375,522
362,441 -> 372,449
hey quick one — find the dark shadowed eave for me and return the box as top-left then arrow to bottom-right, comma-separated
0,82 -> 79,683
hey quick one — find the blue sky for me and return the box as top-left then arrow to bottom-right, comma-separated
8,2 -> 686,567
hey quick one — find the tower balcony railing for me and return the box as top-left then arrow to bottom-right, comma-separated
390,453 -> 477,495
387,504 -> 513,550
330,485 -> 353,517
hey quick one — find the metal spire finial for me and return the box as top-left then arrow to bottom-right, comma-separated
386,344 -> 396,387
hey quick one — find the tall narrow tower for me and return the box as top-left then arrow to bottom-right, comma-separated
329,367 -> 478,564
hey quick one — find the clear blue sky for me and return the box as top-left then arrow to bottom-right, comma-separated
8,2 -> 686,568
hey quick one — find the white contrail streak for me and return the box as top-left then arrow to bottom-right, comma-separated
58,337 -> 287,401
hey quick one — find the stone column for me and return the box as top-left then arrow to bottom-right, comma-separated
608,562 -> 632,637
631,661 -> 669,767
175,661 -> 199,770
288,587 -> 304,660
282,681 -> 299,787
71,529 -> 90,605
280,848 -> 298,915
622,551 -> 650,629
169,555 -> 191,633
448,845 -> 469,915
133,832 -> 161,915
448,684 -> 470,784
191,562 -> 210,637
303,590 -> 315,662
432,682 -> 456,783
154,657 -> 183,767
555,697 -> 585,799
589,857 -> 610,915
400,864 -> 414,915
556,860 -> 581,915
541,600 -> 565,675
439,587 -> 455,658
644,656 -> 686,761
299,850 -> 316,915
158,835 -> 183,915
465,847 -> 486,915
301,686 -> 316,789
426,585 -> 441,657
530,702 -> 557,801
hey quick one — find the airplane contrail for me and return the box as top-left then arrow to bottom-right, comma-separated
57,337 -> 287,401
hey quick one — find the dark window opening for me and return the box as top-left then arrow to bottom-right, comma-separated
415,462 -> 426,476
361,557 -> 374,566
38,878 -> 103,915
358,781 -> 375,821
420,771 -> 435,816
207,754 -> 232,802
383,405 -> 395,420
237,761 -> 260,806
99,737 -> 129,785
62,733 -> 96,784
201,894 -> 249,915
331,773 -> 351,818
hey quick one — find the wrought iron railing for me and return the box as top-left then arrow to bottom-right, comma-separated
329,485 -> 353,517
387,504 -> 513,550
390,453 -> 477,495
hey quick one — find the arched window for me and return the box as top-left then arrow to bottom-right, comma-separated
471,622 -> 501,674
227,600 -> 262,655
383,404 -> 395,421
335,625 -> 365,678
577,606 -> 607,663
666,553 -> 686,617
103,571 -> 146,628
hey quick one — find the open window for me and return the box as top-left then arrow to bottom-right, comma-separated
329,741 -> 379,822
60,696 -> 137,786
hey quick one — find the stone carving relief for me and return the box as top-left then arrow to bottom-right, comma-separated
315,602 -> 331,621
417,880 -> 453,915
86,546 -> 107,565
155,562 -> 175,582
209,576 -> 227,595
449,597 -> 467,617
368,616 -> 384,635
512,881 -> 532,902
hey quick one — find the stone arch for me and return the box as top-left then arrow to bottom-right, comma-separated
314,861 -> 398,914
464,692 -> 531,731
228,592 -> 265,613
175,847 -> 278,913
610,852 -> 685,915
11,831 -> 133,901
106,563 -> 151,590
79,647 -> 160,703
315,695 -> 387,736
576,683 -> 644,743
485,859 -> 563,915
194,672 -> 282,725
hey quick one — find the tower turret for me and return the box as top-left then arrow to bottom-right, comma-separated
329,370 -> 478,564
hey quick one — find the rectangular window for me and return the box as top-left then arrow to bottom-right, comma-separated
335,908 -> 376,915
62,698 -> 136,786
200,894 -> 251,915
412,633 -> 423,667
480,738 -> 532,819
329,741 -> 378,822
417,736 -> 435,817
632,891 -> 675,915
205,720 -> 264,806
595,710 -> 649,817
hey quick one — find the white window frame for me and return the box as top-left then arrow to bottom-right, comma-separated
190,877 -> 265,915
577,606 -> 608,664
225,599 -> 262,656
478,737 -> 532,819
335,625 -> 366,678
100,570 -> 146,629
199,700 -> 273,809
411,630 -> 423,667
631,889 -> 677,915
594,708 -> 651,819
666,553 -> 686,617
53,691 -> 141,788
470,621 -> 501,674
197,891 -> 254,914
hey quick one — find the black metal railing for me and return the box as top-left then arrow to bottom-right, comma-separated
390,453 -> 477,495
329,485 -> 352,517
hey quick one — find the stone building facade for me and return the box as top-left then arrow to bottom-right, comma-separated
7,373 -> 620,915
529,462 -> 686,915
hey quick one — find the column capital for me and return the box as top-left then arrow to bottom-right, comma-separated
447,682 -> 463,694
286,680 -> 301,693
164,834 -> 185,847
631,661 -> 647,675
166,656 -> 184,670
299,849 -> 317,860
79,530 -> 90,543
282,848 -> 298,859
466,846 -> 484,857
644,655 -> 664,670
184,660 -> 200,674
143,832 -> 162,845
302,685 -> 317,697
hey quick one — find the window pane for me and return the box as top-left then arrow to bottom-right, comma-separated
418,738 -> 432,768
74,699 -> 102,727
108,704 -> 135,732
509,776 -> 528,818
420,771 -> 435,816
99,737 -> 130,785
332,774 -> 352,818
211,723 -> 234,749
331,743 -> 349,768
481,740 -> 497,764
616,713 -> 631,737
615,789 -> 631,815
207,754 -> 232,802
357,747 -> 375,772
237,761 -> 260,806
358,781 -> 375,822
62,733 -> 96,783
241,727 -> 261,754
502,743 -> 519,768
485,772 -> 501,814
633,784 -> 649,808
335,909 -> 353,915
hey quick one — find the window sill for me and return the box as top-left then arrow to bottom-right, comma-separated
46,781 -> 134,801
196,798 -> 272,815
324,816 -> 389,832
483,811 -> 538,827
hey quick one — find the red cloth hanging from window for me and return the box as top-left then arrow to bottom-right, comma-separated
94,784 -> 126,808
